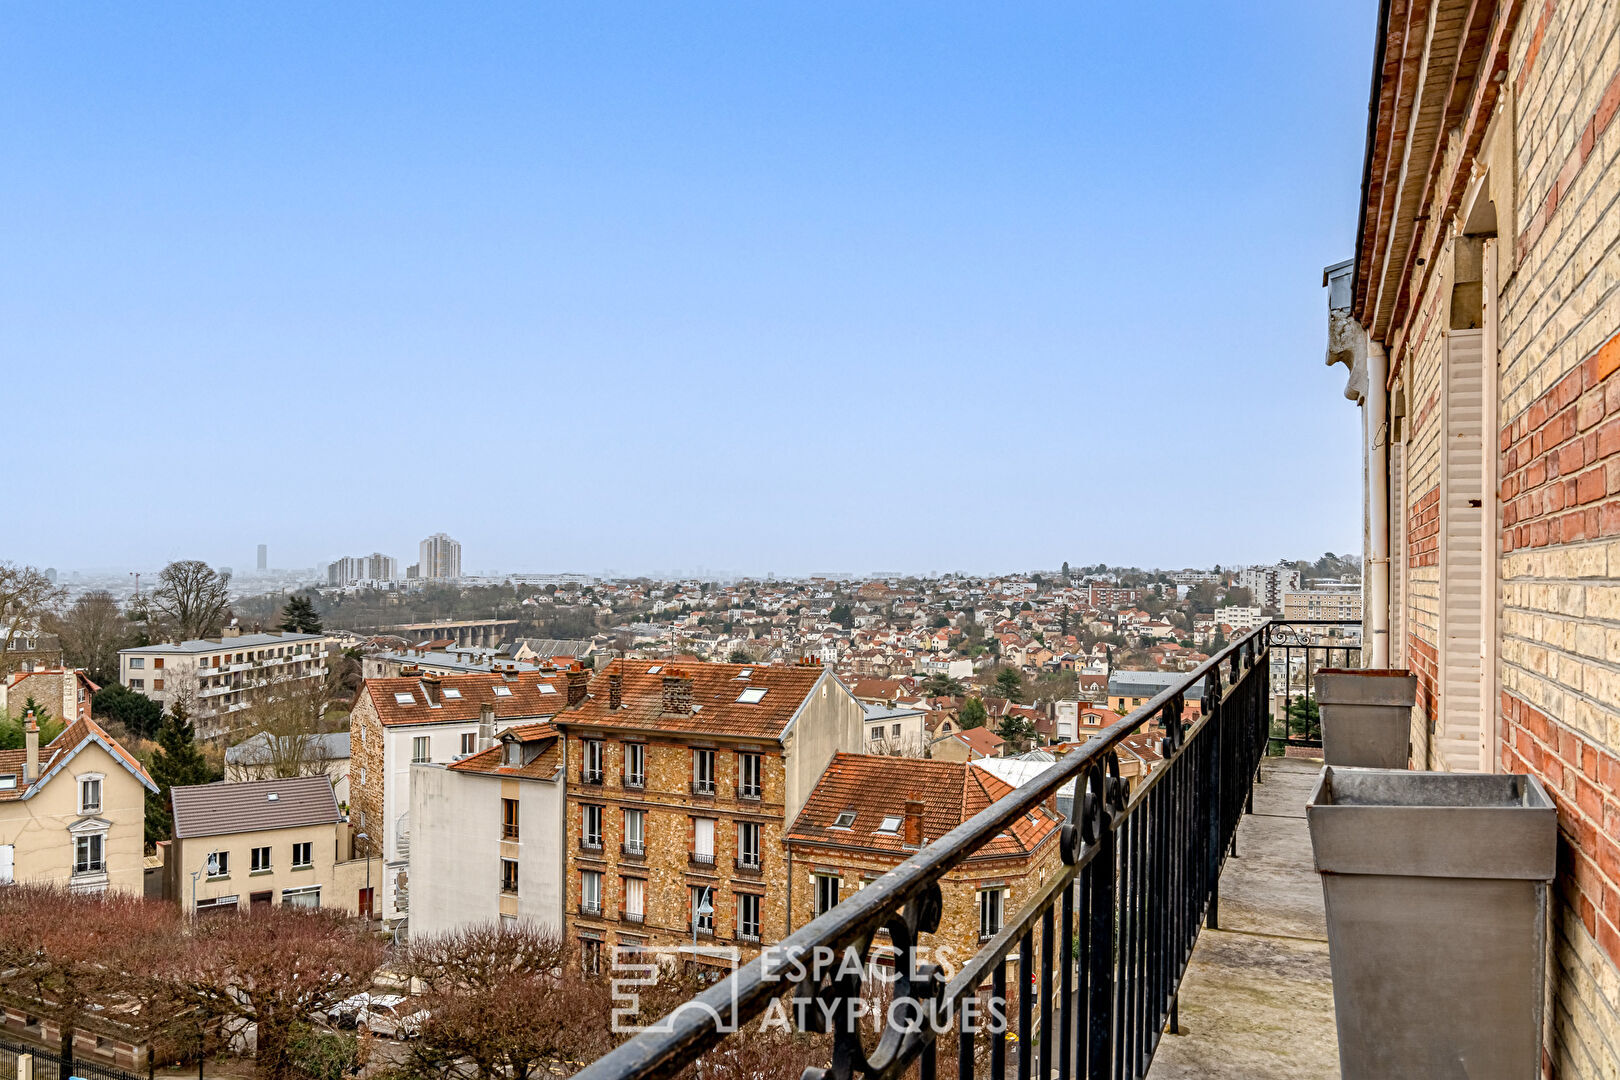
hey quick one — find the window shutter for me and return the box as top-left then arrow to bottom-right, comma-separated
1390,437 -> 1406,667
1439,329 -> 1487,771
695,818 -> 715,858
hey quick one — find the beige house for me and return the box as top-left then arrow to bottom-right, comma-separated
0,714 -> 156,892
165,775 -> 379,917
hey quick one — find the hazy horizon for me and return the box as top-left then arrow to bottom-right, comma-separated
4,2 -> 1372,575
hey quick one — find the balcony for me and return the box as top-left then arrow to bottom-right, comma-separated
737,783 -> 762,801
688,851 -> 716,870
621,910 -> 644,924
733,855 -> 762,876
624,773 -> 646,789
581,771 -> 605,786
690,780 -> 716,797
579,837 -> 604,855
574,628 -> 1327,1080
621,840 -> 645,859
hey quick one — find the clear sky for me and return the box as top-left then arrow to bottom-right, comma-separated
2,2 -> 1375,578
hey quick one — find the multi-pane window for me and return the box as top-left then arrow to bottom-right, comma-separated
693,818 -> 716,866
412,736 -> 430,763
460,732 -> 476,755
74,835 -> 105,875
623,809 -> 645,855
129,678 -> 144,690
693,750 -> 716,794
623,876 -> 645,922
582,739 -> 604,783
737,893 -> 761,940
815,874 -> 840,916
251,846 -> 271,872
691,886 -> 714,934
624,742 -> 646,787
292,842 -> 313,868
738,753 -> 762,799
581,871 -> 603,914
582,805 -> 603,849
978,889 -> 1004,940
129,658 -> 144,670
501,858 -> 519,894
737,822 -> 761,869
502,798 -> 520,840
78,777 -> 102,814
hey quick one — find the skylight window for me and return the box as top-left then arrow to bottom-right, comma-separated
876,816 -> 903,834
538,684 -> 557,695
736,687 -> 768,705
394,692 -> 416,705
736,668 -> 753,679
442,688 -> 462,699
0,774 -> 15,791
493,686 -> 512,696
832,811 -> 856,829
647,665 -> 663,674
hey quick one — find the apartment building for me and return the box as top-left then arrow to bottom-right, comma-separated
117,629 -> 333,737
1235,564 -> 1302,609
0,713 -> 155,892
1328,1 -> 1620,1066
1214,605 -> 1266,632
418,533 -> 462,581
556,659 -> 864,972
409,721 -> 565,938
2,632 -> 62,674
328,553 -> 398,587
349,668 -> 579,922
1281,589 -> 1363,622
784,754 -> 1062,964
861,703 -> 929,756
166,775 -> 377,917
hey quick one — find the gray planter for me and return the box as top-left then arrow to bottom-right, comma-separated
1315,668 -> 1417,769
1307,767 -> 1556,1080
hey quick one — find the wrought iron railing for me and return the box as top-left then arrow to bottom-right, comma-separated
577,625 -> 1274,1080
1265,619 -> 1363,755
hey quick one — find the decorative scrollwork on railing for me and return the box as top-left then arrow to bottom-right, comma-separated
797,884 -> 945,1080
1160,693 -> 1186,755
1202,663 -> 1224,716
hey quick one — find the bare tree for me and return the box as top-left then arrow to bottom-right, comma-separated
227,678 -> 342,781
0,884 -> 177,1080
0,562 -> 65,676
46,589 -> 132,685
407,921 -> 567,992
148,560 -> 231,640
178,906 -> 383,1080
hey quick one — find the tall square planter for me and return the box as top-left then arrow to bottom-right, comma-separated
1315,668 -> 1417,769
1306,767 -> 1556,1080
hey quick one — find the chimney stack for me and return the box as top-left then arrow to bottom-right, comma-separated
662,670 -> 693,715
903,798 -> 925,847
566,667 -> 590,708
421,675 -> 441,705
608,671 -> 623,710
478,703 -> 495,752
23,710 -> 40,783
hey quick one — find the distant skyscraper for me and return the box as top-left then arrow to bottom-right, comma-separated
257,544 -> 268,571
365,553 -> 398,581
418,533 -> 462,581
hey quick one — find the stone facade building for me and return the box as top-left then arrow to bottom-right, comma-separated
554,659 -> 864,972
349,668 -> 578,923
784,754 -> 1063,968
1330,0 -> 1620,1069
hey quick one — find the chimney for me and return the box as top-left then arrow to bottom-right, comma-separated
22,710 -> 41,783
903,798 -> 925,847
421,675 -> 441,705
662,670 -> 693,715
566,667 -> 590,708
222,623 -> 241,639
478,703 -> 495,752
608,671 -> 623,711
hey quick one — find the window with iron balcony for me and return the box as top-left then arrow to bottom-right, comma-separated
622,742 -> 646,788
692,748 -> 716,796
581,739 -> 604,785
737,752 -> 762,800
621,808 -> 645,858
580,804 -> 603,852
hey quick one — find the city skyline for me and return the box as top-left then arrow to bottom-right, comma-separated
4,3 -> 1370,574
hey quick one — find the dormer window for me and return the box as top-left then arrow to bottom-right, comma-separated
503,740 -> 521,767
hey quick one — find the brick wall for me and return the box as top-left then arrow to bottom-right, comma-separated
1408,486 -> 1440,568
1406,633 -> 1439,769
349,690 -> 385,840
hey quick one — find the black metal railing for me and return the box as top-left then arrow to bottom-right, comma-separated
1265,619 -> 1363,755
0,1034 -> 144,1080
577,625 -> 1274,1080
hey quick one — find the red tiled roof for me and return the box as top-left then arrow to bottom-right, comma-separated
560,659 -> 829,741
950,727 -> 1005,757
786,752 -> 1058,859
0,716 -> 154,802
362,672 -> 572,727
449,721 -> 561,778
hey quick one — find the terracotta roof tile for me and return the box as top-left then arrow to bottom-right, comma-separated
786,753 -> 1058,859
363,672 -> 572,727
560,659 -> 829,741
448,721 -> 562,778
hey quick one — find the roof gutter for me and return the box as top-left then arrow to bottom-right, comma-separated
1353,0 -> 1394,316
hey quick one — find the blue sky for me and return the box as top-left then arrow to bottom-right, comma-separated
2,2 -> 1374,577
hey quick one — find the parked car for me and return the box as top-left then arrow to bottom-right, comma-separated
356,996 -> 429,1039
327,992 -> 382,1029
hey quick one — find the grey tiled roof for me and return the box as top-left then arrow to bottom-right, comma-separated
170,775 -> 340,839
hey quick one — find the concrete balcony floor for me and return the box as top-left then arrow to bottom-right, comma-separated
1146,756 -> 1340,1079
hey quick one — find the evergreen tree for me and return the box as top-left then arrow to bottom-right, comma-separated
145,705 -> 216,849
995,667 -> 1025,703
92,683 -> 164,740
277,594 -> 323,634
958,696 -> 988,729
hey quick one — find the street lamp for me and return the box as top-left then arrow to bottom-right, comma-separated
355,832 -> 371,921
190,853 -> 220,919
692,886 -> 713,948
